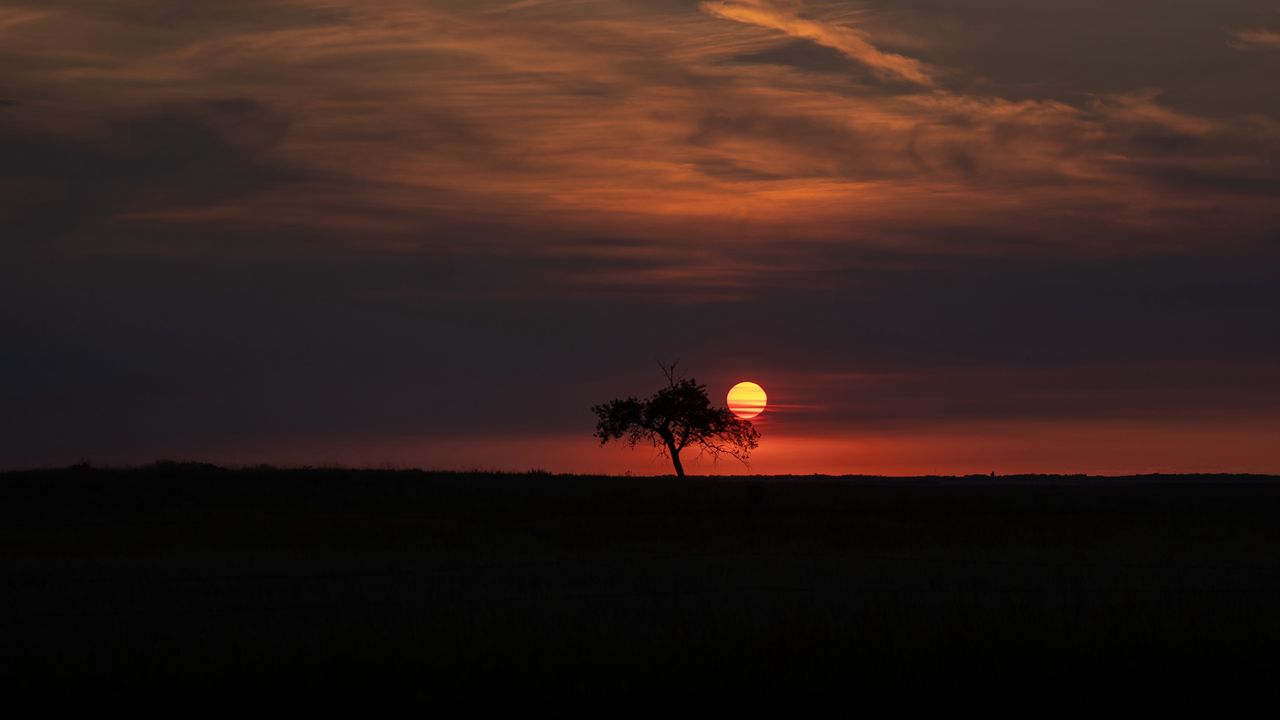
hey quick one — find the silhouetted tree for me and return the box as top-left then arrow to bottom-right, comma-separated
592,363 -> 760,478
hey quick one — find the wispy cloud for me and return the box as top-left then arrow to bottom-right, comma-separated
1,0 -> 1277,275
700,0 -> 933,85
1227,28 -> 1280,50
0,7 -> 50,33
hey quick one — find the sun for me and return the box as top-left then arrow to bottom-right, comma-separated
727,381 -> 767,420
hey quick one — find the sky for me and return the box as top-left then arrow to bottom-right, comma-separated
2,0 -> 1279,475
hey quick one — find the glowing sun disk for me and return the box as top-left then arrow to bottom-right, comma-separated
727,381 -> 767,420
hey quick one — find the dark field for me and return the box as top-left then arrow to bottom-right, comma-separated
4,464 -> 1280,707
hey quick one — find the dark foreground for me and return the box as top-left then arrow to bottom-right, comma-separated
4,464 -> 1280,708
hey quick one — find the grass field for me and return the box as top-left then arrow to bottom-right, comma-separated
4,463 -> 1280,707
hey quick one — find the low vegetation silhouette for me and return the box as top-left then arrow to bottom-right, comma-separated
592,362 -> 760,477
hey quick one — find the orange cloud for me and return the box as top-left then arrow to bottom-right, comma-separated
3,0 -> 1277,279
1228,28 -> 1280,50
700,0 -> 933,86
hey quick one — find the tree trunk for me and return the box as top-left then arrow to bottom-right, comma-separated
666,441 -> 685,478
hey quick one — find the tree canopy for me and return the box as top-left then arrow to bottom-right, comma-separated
592,364 -> 760,477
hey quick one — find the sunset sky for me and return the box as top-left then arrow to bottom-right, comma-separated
3,0 -> 1279,474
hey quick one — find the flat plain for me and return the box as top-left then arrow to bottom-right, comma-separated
4,463 -> 1280,706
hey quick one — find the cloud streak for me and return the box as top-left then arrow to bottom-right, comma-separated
1228,28 -> 1280,50
701,0 -> 933,85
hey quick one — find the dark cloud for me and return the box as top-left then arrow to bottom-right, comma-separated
16,0 -> 355,34
881,0 -> 1280,116
4,238 -> 1278,466
729,40 -> 860,74
0,99 -> 294,246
